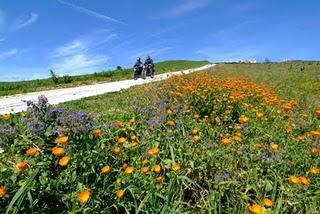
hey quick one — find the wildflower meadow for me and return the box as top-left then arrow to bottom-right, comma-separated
0,70 -> 319,213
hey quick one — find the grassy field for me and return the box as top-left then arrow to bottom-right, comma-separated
214,62 -> 320,110
0,60 -> 209,97
1,62 -> 319,213
60,61 -> 320,120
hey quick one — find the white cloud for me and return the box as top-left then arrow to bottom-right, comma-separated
0,48 -> 18,60
52,40 -> 86,58
11,13 -> 38,31
51,30 -> 117,58
49,29 -> 116,75
50,53 -> 109,75
58,0 -> 126,25
165,0 -> 209,17
133,47 -> 174,59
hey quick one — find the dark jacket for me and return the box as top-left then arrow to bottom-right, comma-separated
144,58 -> 154,66
134,60 -> 143,68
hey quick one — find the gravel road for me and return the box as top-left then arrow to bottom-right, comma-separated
0,64 -> 215,114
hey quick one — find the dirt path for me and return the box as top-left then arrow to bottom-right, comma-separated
0,64 -> 215,114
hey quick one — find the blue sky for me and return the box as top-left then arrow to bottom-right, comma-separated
0,0 -> 319,81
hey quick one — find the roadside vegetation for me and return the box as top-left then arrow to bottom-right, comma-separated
0,62 -> 319,213
0,60 -> 209,97
214,61 -> 320,110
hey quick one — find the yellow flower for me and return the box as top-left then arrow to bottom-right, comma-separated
221,138 -> 231,145
256,112 -> 263,119
130,135 -> 137,142
310,131 -> 320,137
101,165 -> 110,174
249,204 -> 264,214
2,114 -> 11,121
124,166 -> 134,174
56,135 -> 69,145
234,134 -> 242,142
130,142 -> 138,149
239,115 -> 249,123
296,136 -> 305,142
142,159 -> 149,165
192,128 -> 199,135
299,177 -> 310,186
117,137 -> 126,144
153,164 -> 161,174
172,163 -> 181,172
0,185 -> 6,197
309,167 -> 318,175
285,127 -> 292,135
156,176 -> 164,183
193,135 -> 200,143
112,147 -> 121,155
58,156 -> 70,167
115,189 -> 125,199
270,143 -> 279,151
167,120 -> 175,127
148,147 -> 160,156
78,189 -> 91,204
310,147 -> 318,156
92,128 -> 101,137
289,175 -> 300,184
17,162 -> 28,171
116,178 -> 123,185
283,103 -> 293,112
51,147 -> 64,156
141,166 -> 149,174
166,109 -> 173,115
128,118 -> 135,126
255,143 -> 264,150
193,114 -> 200,120
263,198 -> 272,208
215,117 -> 221,125
26,147 -> 38,156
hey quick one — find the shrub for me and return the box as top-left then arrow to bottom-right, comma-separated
49,70 -> 59,85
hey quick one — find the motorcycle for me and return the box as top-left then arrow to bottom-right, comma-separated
144,64 -> 155,79
133,64 -> 154,80
133,65 -> 145,80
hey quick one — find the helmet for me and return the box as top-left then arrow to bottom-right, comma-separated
137,57 -> 141,61
147,56 -> 151,59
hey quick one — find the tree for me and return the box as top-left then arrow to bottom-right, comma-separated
50,70 -> 59,84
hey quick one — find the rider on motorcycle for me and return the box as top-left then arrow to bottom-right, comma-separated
134,57 -> 143,69
144,56 -> 155,77
144,56 -> 154,67
133,57 -> 144,79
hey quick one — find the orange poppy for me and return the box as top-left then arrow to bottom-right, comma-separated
52,147 -> 64,156
58,156 -> 70,166
101,165 -> 110,174
92,128 -> 101,137
26,147 -> 38,156
78,189 -> 91,204
115,189 -> 125,199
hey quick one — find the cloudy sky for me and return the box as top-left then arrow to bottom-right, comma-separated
0,0 -> 319,81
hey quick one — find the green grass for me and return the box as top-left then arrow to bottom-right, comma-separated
0,60 -> 209,97
214,62 -> 320,110
60,61 -> 320,117
1,61 -> 320,213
